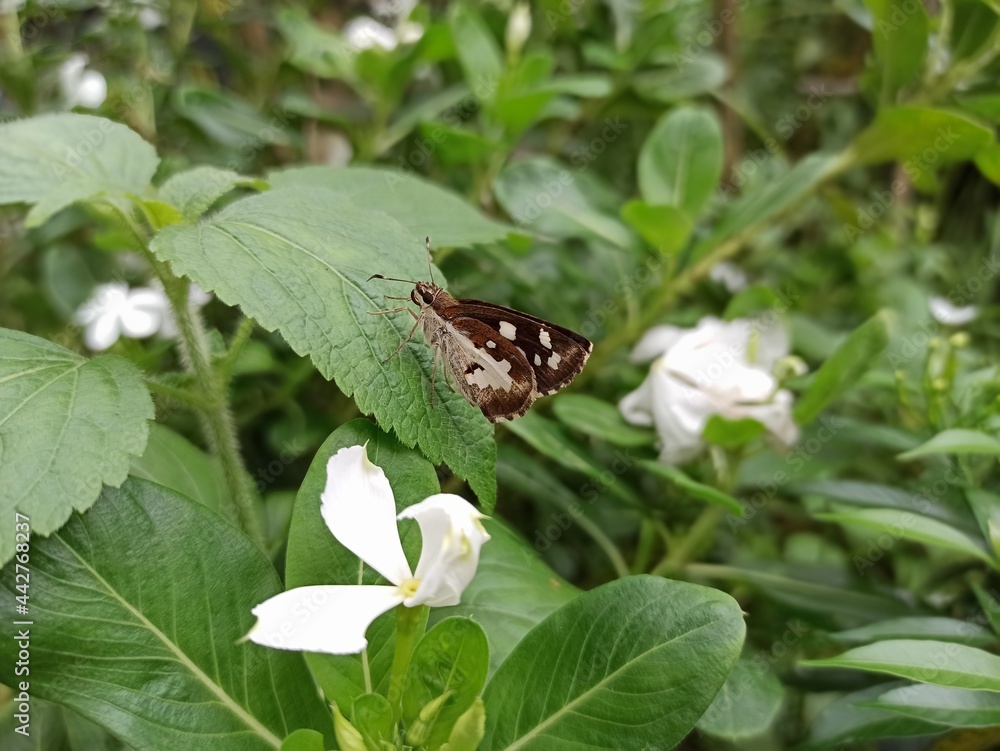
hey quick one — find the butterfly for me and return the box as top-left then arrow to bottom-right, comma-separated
370,239 -> 592,423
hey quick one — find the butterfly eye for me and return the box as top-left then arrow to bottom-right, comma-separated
421,290 -> 435,304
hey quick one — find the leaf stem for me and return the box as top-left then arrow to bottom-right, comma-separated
387,604 -> 427,725
651,505 -> 726,578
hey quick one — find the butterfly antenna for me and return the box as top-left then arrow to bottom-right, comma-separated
425,236 -> 435,284
367,274 -> 419,284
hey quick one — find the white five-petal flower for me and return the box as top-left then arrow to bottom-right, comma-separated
247,445 -> 490,655
74,282 -> 169,351
619,317 -> 799,464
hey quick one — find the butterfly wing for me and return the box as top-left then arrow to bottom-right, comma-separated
448,301 -> 593,397
438,315 -> 537,423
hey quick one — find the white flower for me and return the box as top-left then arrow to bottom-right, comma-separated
74,282 -> 170,351
506,3 -> 532,57
344,16 -> 399,51
59,53 -> 107,109
619,317 -> 798,464
930,296 -> 977,326
708,261 -> 748,293
247,445 -> 490,655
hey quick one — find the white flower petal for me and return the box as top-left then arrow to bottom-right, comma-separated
121,287 -> 168,338
708,261 -> 748,293
344,16 -> 398,51
649,366 -> 714,464
84,312 -> 122,351
736,389 -> 799,448
629,325 -> 686,363
930,296 -> 978,326
321,445 -> 412,586
76,69 -> 107,108
247,585 -> 403,654
400,494 -> 489,607
618,373 -> 656,427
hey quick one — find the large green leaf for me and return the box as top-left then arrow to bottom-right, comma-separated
0,478 -> 335,749
150,188 -> 496,507
0,114 -> 158,226
284,420 -> 439,710
851,107 -> 994,167
481,576 -> 745,750
898,428 -> 1000,460
159,166 -> 268,222
864,0 -> 928,103
638,106 -> 723,219
0,328 -> 153,565
861,684 -> 1000,728
794,312 -> 889,424
267,166 -> 509,248
802,639 -> 1000,691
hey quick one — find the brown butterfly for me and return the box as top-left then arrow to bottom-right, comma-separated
370,239 -> 592,423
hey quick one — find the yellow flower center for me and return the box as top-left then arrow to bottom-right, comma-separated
399,578 -> 420,599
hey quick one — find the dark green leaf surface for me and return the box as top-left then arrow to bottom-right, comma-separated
0,328 -> 153,565
852,107 -> 994,166
697,655 -> 784,740
151,188 -> 496,507
861,684 -> 1000,728
481,576 -> 745,750
0,478 -> 335,750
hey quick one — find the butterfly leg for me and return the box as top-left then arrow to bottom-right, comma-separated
381,314 -> 422,364
368,306 -> 418,316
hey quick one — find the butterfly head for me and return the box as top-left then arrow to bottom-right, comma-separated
412,281 -> 444,308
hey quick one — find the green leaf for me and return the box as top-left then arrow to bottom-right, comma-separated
0,114 -> 158,227
268,166 -> 510,248
448,3 -> 504,104
0,699 -> 130,751
831,616 -> 998,647
552,394 -> 655,447
620,200 -> 692,254
638,106 -> 723,218
631,58 -> 728,102
794,312 -> 889,424
0,328 -> 153,565
797,682 -> 949,749
150,188 -> 496,507
697,656 -> 784,740
861,684 -> 1000,729
493,157 -> 636,249
481,576 -> 745,750
0,478 -> 335,749
351,693 -> 394,749
284,420 -> 439,710
159,166 -> 269,222
505,411 -> 643,508
402,618 -> 489,748
898,428 -> 1000,460
129,422 -> 228,512
639,461 -> 744,515
172,86 -> 294,150
281,729 -> 326,751
816,508 -> 994,563
430,519 -> 580,676
851,107 -> 995,167
802,639 -> 1000,691
976,142 -> 1000,185
864,0 -> 928,103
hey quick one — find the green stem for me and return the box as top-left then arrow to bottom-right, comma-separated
387,604 -> 427,725
145,377 -> 214,410
165,278 -> 263,544
651,505 -> 726,578
217,316 -> 256,386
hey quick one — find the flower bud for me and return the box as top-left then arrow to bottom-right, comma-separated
333,705 -> 368,751
506,4 -> 531,59
441,698 -> 486,751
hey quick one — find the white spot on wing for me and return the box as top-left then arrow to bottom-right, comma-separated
486,340 -> 497,349
466,359 -> 513,389
547,352 -> 562,370
500,321 -> 517,340
534,353 -> 542,366
539,329 -> 552,349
